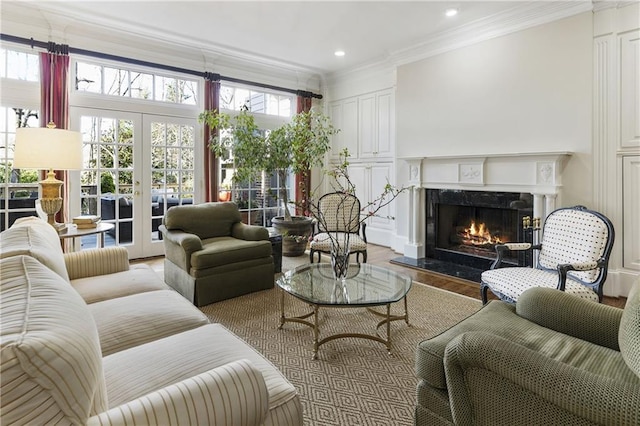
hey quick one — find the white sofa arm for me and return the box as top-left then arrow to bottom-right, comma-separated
64,247 -> 130,280
87,359 -> 268,426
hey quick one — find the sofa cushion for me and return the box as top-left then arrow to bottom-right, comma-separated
191,236 -> 272,269
89,289 -> 210,356
417,300 -> 635,390
0,217 -> 70,282
0,255 -> 107,425
103,323 -> 303,425
164,202 -> 242,239
72,264 -> 168,304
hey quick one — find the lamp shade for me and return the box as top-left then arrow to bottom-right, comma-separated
14,127 -> 83,170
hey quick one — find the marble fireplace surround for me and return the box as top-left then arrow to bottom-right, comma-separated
401,152 -> 572,260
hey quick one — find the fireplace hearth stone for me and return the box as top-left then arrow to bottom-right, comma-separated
390,256 -> 482,283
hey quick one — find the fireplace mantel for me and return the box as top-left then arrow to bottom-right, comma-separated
400,151 -> 572,259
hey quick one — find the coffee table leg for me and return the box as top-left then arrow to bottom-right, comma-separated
313,305 -> 319,360
404,296 -> 410,326
278,288 -> 285,329
386,303 -> 392,355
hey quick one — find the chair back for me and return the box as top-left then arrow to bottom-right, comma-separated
163,202 -> 242,239
538,206 -> 614,286
316,192 -> 361,234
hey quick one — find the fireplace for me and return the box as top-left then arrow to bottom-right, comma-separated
426,189 -> 533,270
395,152 -> 571,282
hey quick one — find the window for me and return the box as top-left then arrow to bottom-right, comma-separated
0,106 -> 41,231
0,48 -> 39,81
75,61 -> 198,105
220,84 -> 291,117
216,86 -> 296,226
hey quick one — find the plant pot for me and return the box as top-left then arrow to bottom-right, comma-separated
218,190 -> 231,202
271,216 -> 313,257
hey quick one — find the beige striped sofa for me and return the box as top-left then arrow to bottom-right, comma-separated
0,217 -> 303,425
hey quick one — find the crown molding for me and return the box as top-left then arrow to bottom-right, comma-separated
1,2 -> 323,90
329,1 -> 594,82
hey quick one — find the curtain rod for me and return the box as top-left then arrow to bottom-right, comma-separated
1,34 -> 322,99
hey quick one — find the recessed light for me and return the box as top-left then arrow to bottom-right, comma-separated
445,8 -> 458,17
334,50 -> 345,57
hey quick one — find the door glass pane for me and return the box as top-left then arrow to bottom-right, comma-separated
79,115 -> 135,245
150,120 -> 195,241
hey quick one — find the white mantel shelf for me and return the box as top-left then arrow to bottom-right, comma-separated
400,151 -> 572,194
400,151 -> 573,259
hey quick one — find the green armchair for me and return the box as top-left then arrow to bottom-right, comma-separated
159,202 -> 274,307
415,285 -> 640,425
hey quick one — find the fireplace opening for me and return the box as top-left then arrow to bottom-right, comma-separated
427,189 -> 533,271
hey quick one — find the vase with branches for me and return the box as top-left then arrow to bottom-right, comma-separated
302,148 -> 410,279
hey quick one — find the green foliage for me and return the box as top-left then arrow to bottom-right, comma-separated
18,169 -> 38,183
100,173 -> 115,193
199,107 -> 339,221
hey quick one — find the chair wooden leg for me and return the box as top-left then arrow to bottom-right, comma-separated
480,283 -> 489,305
363,251 -> 367,263
309,249 -> 315,263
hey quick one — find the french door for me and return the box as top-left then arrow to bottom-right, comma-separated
70,107 -> 197,258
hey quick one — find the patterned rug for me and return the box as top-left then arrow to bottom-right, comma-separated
199,255 -> 482,425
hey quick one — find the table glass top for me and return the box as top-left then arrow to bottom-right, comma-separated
276,263 -> 412,306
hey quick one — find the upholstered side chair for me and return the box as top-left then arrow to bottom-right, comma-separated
309,192 -> 368,264
159,202 -> 274,307
480,205 -> 614,304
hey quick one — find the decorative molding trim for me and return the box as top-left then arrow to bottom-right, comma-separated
330,1 -> 593,80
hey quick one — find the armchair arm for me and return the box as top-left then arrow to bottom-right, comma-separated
160,225 -> 203,252
491,243 -> 541,269
87,359 -> 268,426
444,332 -> 639,425
231,222 -> 269,241
556,260 -> 603,292
64,247 -> 130,280
516,287 -> 622,350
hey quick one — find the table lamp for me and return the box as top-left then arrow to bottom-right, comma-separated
13,124 -> 83,231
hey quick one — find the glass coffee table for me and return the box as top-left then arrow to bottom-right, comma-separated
276,263 -> 412,359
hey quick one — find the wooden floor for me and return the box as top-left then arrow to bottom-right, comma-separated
137,243 -> 626,308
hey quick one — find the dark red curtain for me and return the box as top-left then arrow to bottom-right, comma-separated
204,76 -> 220,202
295,95 -> 313,215
40,47 -> 70,223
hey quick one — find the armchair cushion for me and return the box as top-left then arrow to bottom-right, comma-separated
192,237 -> 272,269
482,266 -> 599,303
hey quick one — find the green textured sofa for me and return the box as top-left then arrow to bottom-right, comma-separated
415,286 -> 640,425
159,202 -> 274,306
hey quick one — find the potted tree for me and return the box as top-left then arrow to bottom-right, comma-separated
199,107 -> 338,256
267,109 -> 338,256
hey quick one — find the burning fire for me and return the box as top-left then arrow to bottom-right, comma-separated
461,221 -> 504,246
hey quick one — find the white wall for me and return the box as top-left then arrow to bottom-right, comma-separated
395,12 -> 593,212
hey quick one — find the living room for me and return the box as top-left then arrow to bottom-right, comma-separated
1,1 -> 639,425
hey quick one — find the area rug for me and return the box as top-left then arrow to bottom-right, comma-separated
199,255 -> 482,426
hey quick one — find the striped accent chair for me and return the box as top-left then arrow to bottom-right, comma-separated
481,205 -> 614,304
309,192 -> 368,264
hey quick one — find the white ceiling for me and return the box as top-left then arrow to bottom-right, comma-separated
4,1 -> 594,76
